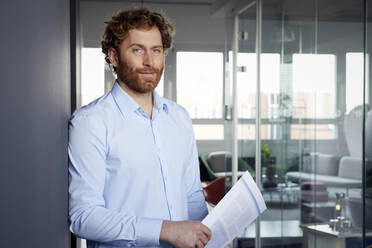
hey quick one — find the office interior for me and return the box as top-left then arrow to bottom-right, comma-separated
1,0 -> 372,247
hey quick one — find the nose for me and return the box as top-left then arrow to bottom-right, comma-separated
143,50 -> 154,67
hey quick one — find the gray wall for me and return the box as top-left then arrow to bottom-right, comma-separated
0,0 -> 70,247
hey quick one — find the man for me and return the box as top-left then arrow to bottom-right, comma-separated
68,7 -> 211,248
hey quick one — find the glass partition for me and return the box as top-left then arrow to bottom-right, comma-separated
226,0 -> 370,247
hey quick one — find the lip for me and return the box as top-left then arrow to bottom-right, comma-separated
139,72 -> 156,77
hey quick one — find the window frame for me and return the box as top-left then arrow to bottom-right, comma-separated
171,45 -> 226,140
79,47 -> 345,141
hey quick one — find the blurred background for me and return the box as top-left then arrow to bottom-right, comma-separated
1,0 -> 372,247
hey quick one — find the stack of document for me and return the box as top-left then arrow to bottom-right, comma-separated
202,171 -> 267,247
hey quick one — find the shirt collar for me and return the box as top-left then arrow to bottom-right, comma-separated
153,89 -> 169,113
111,81 -> 169,118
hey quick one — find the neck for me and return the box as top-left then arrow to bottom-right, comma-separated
117,80 -> 153,119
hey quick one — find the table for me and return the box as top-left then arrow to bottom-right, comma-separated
261,182 -> 300,204
237,220 -> 303,247
301,202 -> 335,223
214,171 -> 246,177
300,223 -> 372,248
240,220 -> 303,238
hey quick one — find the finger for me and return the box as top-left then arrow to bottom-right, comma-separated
201,225 -> 212,240
196,240 -> 204,248
199,233 -> 209,245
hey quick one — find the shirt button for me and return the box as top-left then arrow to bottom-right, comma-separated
158,148 -> 160,152
170,205 -> 173,209
164,176 -> 167,181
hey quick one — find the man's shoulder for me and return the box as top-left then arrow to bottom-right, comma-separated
162,98 -> 191,121
161,98 -> 194,135
70,92 -> 115,125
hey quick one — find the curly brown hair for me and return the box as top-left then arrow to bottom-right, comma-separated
101,7 -> 174,72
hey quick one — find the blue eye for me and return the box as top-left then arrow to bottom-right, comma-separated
153,48 -> 163,54
133,48 -> 142,54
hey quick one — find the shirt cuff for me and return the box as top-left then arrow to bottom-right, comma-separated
136,217 -> 163,246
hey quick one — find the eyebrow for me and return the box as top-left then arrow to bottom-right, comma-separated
129,43 -> 163,49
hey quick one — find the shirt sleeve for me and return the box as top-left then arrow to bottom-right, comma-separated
68,113 -> 163,246
184,120 -> 208,221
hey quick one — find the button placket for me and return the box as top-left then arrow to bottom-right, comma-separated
151,119 -> 173,219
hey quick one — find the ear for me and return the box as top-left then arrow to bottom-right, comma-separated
108,48 -> 119,68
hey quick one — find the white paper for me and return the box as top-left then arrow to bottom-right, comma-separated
202,171 -> 267,248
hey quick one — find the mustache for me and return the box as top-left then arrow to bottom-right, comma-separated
134,68 -> 161,73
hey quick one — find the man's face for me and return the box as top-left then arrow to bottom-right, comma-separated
110,26 -> 164,94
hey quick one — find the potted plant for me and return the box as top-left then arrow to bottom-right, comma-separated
261,144 -> 277,188
261,144 -> 272,167
263,164 -> 277,188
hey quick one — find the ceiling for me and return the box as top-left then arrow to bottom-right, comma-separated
82,0 -> 217,5
238,0 -> 370,22
82,0 -> 372,22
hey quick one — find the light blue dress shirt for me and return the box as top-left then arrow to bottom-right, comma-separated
68,82 -> 208,248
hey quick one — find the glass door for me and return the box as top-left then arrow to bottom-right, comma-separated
262,1 -> 367,247
226,0 -> 369,247
224,2 -> 260,247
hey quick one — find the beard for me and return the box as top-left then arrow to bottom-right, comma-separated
116,57 -> 163,94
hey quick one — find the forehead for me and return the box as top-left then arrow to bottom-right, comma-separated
123,26 -> 162,47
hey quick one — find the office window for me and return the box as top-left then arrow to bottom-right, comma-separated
81,48 -> 105,106
292,54 -> 336,119
346,53 -> 369,113
229,52 -> 280,119
291,124 -> 336,140
176,52 -> 223,119
156,74 -> 164,97
291,54 -> 336,139
193,124 -> 224,140
238,124 -> 281,140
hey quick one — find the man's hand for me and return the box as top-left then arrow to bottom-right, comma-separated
160,220 -> 212,248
